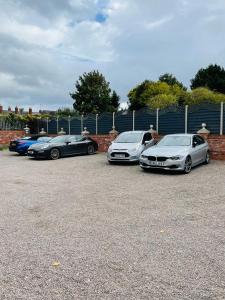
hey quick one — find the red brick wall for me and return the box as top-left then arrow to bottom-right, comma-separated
0,130 -> 24,145
207,135 -> 225,160
90,135 -> 116,152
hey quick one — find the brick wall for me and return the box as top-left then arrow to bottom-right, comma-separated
90,135 -> 116,152
0,130 -> 24,145
207,135 -> 225,160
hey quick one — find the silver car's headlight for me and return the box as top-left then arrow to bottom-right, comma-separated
141,155 -> 148,159
170,155 -> 183,160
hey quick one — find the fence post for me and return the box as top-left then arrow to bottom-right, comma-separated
81,114 -> 84,133
185,105 -> 188,134
220,102 -> 224,136
56,117 -> 59,134
112,112 -> 115,130
156,108 -> 159,133
68,115 -> 71,135
46,117 -> 49,133
132,110 -> 135,131
96,114 -> 98,135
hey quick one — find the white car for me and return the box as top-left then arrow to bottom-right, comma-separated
139,134 -> 210,173
107,131 -> 155,163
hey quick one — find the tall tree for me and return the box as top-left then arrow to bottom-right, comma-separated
191,64 -> 225,94
128,80 -> 186,110
110,90 -> 120,112
159,73 -> 187,90
70,70 -> 112,114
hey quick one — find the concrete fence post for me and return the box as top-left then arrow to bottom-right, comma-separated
46,117 -> 49,133
96,114 -> 98,135
112,112 -> 115,130
220,102 -> 224,136
68,115 -> 71,135
132,110 -> 135,131
81,114 -> 84,134
156,108 -> 159,134
56,117 -> 59,134
185,105 -> 188,134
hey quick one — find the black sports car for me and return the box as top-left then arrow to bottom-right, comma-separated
27,135 -> 98,159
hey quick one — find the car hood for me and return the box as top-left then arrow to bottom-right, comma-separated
142,145 -> 190,157
110,142 -> 140,150
29,142 -> 62,150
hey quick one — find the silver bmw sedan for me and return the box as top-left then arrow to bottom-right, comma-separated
107,131 -> 155,163
139,134 -> 210,173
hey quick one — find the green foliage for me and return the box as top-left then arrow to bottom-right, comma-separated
128,80 -> 186,110
110,90 -> 120,112
191,64 -> 225,94
56,108 -> 79,118
185,87 -> 225,105
70,70 -> 115,114
159,73 -> 187,91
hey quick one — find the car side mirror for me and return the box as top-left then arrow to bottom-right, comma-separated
65,141 -> 71,145
193,141 -> 197,147
144,140 -> 151,145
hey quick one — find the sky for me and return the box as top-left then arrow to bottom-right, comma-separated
0,0 -> 225,111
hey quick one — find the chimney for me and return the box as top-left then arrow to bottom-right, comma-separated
28,107 -> 32,115
0,104 -> 3,114
15,106 -> 19,114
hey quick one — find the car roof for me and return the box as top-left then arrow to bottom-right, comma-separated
120,131 -> 149,134
164,134 -> 196,137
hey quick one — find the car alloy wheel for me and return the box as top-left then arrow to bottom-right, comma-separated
87,145 -> 95,155
50,148 -> 60,160
184,156 -> 192,174
205,151 -> 210,164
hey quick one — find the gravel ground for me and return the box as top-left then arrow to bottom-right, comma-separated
0,151 -> 225,300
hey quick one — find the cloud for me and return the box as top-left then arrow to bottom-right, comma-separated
0,0 -> 225,110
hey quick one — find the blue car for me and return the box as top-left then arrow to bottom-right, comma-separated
9,135 -> 52,155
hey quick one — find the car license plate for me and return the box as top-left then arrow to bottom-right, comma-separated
149,161 -> 164,166
115,154 -> 125,158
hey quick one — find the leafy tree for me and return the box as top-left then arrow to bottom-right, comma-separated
128,80 -> 152,110
159,73 -> 187,90
110,90 -> 120,112
191,64 -> 225,94
184,87 -> 225,105
70,70 -> 112,114
56,108 -> 79,118
128,80 -> 186,110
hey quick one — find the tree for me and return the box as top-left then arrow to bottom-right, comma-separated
70,70 -> 112,114
128,80 -> 152,110
191,64 -> 225,94
110,90 -> 120,112
184,87 -> 225,105
159,73 -> 187,90
128,80 -> 186,110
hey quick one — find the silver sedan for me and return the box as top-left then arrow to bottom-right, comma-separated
107,131 -> 155,163
139,134 -> 210,173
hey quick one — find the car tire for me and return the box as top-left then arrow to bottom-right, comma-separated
50,148 -> 60,160
87,145 -> 95,155
183,156 -> 192,174
204,151 -> 210,164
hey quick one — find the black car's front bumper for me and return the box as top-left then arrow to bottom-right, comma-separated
27,149 -> 49,158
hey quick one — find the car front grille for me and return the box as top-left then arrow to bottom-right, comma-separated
148,156 -> 169,162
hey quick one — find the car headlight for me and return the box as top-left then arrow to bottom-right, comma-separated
40,144 -> 50,149
170,155 -> 183,160
141,155 -> 148,159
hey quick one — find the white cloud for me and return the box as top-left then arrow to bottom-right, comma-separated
0,0 -> 225,109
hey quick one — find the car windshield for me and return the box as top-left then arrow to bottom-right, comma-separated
157,136 -> 191,146
49,136 -> 69,143
115,132 -> 143,143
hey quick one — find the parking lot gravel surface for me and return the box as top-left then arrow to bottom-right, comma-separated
0,151 -> 225,299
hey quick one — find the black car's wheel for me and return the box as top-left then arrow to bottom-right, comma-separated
87,144 -> 95,155
204,151 -> 210,164
50,148 -> 60,160
183,156 -> 192,174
